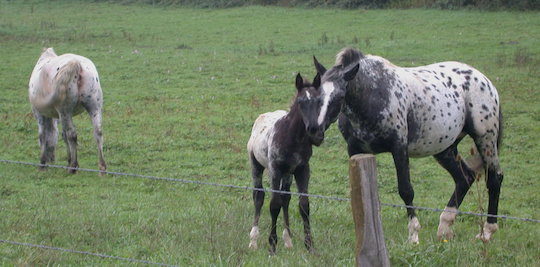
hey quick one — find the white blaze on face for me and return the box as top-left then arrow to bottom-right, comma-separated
317,82 -> 335,126
305,91 -> 311,100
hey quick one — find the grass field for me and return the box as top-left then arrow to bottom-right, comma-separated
1,1 -> 539,265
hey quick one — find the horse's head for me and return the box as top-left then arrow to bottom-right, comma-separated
311,52 -> 360,131
295,72 -> 325,146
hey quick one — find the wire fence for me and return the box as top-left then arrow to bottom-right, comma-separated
1,158 -> 539,265
0,239 -> 176,266
1,159 -> 539,223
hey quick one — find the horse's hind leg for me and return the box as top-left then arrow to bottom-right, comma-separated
87,107 -> 107,174
294,164 -> 313,252
59,112 -> 78,173
434,143 -> 476,240
33,109 -> 58,169
391,147 -> 421,244
473,135 -> 503,242
248,154 -> 265,250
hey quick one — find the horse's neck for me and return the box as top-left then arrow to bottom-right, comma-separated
280,105 -> 307,143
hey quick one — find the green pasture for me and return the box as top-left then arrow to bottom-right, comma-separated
0,1 -> 539,265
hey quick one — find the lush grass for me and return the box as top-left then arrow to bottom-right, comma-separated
0,1 -> 539,265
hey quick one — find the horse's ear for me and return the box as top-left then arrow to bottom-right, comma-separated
344,63 -> 359,81
313,72 -> 321,88
313,56 -> 327,75
295,73 -> 303,91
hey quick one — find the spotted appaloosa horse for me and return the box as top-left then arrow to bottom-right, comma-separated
310,48 -> 503,243
29,48 -> 106,174
247,73 -> 325,254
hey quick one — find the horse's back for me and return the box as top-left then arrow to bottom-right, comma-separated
354,56 -> 500,157
29,52 -> 101,118
247,110 -> 287,168
399,60 -> 500,156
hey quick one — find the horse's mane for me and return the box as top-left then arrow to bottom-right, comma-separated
335,47 -> 364,67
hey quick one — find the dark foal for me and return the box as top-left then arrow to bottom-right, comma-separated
247,73 -> 324,254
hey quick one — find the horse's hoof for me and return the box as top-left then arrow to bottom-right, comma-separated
407,217 -> 421,244
437,224 -> 455,241
283,229 -> 293,248
475,222 -> 498,243
437,230 -> 454,242
38,166 -> 47,172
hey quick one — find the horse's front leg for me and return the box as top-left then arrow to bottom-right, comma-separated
392,146 -> 421,244
268,164 -> 284,255
294,164 -> 313,252
280,172 -> 293,249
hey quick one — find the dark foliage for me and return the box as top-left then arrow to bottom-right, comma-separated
93,0 -> 539,9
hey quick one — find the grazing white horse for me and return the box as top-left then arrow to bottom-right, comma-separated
29,48 -> 106,174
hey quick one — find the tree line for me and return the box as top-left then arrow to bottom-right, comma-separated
98,0 -> 538,10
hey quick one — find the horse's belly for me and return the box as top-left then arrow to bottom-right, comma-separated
408,115 -> 464,157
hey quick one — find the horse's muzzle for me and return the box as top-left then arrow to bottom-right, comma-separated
310,131 -> 324,146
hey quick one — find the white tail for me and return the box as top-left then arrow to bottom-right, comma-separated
53,60 -> 82,102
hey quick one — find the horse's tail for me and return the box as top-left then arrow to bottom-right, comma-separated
465,107 -> 503,174
53,60 -> 82,102
497,107 -> 503,152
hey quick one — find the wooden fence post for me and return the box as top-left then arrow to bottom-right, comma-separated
349,154 -> 390,267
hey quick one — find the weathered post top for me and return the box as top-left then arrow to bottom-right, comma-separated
349,154 -> 390,267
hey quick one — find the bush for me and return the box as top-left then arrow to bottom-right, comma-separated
93,0 -> 539,9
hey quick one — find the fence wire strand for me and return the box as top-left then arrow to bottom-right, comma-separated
1,159 -> 539,224
0,239 -> 177,266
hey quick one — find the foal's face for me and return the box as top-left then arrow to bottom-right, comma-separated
311,57 -> 360,131
295,73 -> 324,146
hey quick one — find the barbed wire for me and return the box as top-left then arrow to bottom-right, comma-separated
0,239 -> 176,266
1,159 -> 539,224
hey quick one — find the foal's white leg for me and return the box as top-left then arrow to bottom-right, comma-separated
437,207 -> 457,240
249,226 -> 260,249
408,216 -> 421,244
88,108 -> 107,174
248,154 -> 265,250
282,229 -> 293,248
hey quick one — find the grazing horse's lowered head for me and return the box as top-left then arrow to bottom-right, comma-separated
310,47 -> 503,244
29,48 -> 106,174
247,73 -> 324,254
